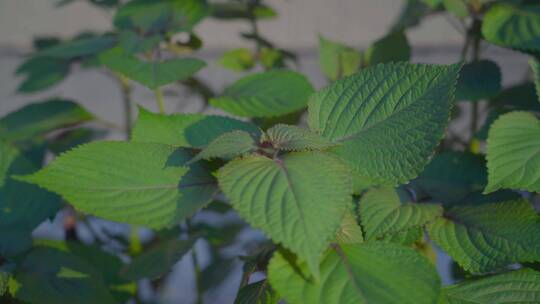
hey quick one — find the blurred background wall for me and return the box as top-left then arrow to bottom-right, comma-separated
0,0 -> 528,119
0,0 -> 465,50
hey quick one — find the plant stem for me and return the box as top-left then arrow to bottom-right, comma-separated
181,77 -> 216,112
117,74 -> 132,139
186,219 -> 203,304
191,247 -> 203,304
460,35 -> 470,60
468,18 -> 482,148
248,0 -> 262,52
154,88 -> 166,114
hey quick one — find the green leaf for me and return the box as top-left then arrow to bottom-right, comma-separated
57,0 -> 119,7
100,47 -> 206,90
36,241 -> 134,301
121,238 -> 195,280
335,211 -> 364,244
219,48 -> 255,71
441,268 -> 540,303
491,82 -> 540,112
0,229 -> 32,257
421,0 -> 443,8
218,152 -> 351,276
210,2 -> 277,20
482,3 -> 540,51
0,99 -> 93,142
118,31 -> 162,55
411,151 -> 487,203
0,142 -> 61,251
268,243 -> 440,304
210,70 -> 314,118
259,48 -> 284,69
390,0 -> 431,32
364,31 -> 411,66
358,187 -> 442,241
15,57 -> 70,93
199,257 -> 236,291
191,130 -> 257,162
10,247 -> 116,304
442,0 -> 469,18
48,128 -> 104,155
485,111 -> 540,193
252,110 -> 303,131
263,124 -> 336,151
0,269 -> 8,296
36,35 -> 116,59
456,60 -> 502,101
383,227 -> 424,245
428,197 -> 540,273
308,62 -> 461,185
235,280 -> 278,304
114,0 -> 208,34
318,35 -> 361,81
64,243 -> 129,289
131,107 -> 261,147
18,142 -> 217,229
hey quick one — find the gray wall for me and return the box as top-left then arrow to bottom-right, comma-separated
0,0 -> 464,50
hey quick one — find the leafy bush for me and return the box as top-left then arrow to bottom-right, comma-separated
2,0 -> 540,303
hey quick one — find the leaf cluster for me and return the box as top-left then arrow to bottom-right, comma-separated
3,0 -> 540,303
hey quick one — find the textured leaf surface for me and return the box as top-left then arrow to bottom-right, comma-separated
456,60 -> 502,101
268,243 -> 440,304
263,124 -> 335,151
131,107 -> 260,148
210,70 -> 314,118
382,227 -> 424,246
442,268 -> 540,303
482,3 -> 540,51
318,35 -> 361,81
191,130 -> 257,163
335,212 -> 364,244
235,280 -> 278,304
428,198 -> 540,273
485,111 -> 540,193
0,99 -> 93,142
121,238 -> 195,280
11,247 -> 116,304
411,151 -> 487,203
100,48 -> 206,89
218,152 -> 351,275
19,142 -> 204,229
308,62 -> 461,185
358,187 -> 442,241
164,148 -> 219,222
